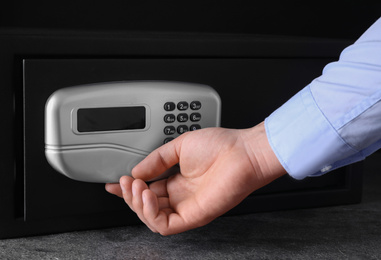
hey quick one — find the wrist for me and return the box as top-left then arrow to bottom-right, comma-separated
239,122 -> 287,187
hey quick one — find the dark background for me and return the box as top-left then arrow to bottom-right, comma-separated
1,1 -> 380,39
0,1 -> 379,239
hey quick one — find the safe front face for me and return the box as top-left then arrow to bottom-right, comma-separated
2,56 -> 359,238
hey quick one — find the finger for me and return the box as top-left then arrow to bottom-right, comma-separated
131,179 -> 158,233
142,189 -> 164,233
119,176 -> 135,210
148,179 -> 169,197
120,177 -> 158,232
149,180 -> 171,210
105,183 -> 123,198
132,134 -> 184,181
131,179 -> 148,215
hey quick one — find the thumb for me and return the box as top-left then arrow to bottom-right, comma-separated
131,136 -> 183,181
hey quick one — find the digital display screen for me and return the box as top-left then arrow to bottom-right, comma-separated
77,106 -> 146,132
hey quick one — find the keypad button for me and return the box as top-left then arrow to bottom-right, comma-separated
190,124 -> 201,131
190,101 -> 202,110
177,101 -> 189,111
164,114 -> 176,123
164,102 -> 176,111
164,126 -> 176,135
164,137 -> 174,144
177,125 -> 189,134
177,113 -> 188,122
190,113 -> 201,122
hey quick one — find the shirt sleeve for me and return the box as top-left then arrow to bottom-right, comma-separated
265,17 -> 381,180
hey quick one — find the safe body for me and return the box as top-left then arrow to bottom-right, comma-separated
0,30 -> 362,239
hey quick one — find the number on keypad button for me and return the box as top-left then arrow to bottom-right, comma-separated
177,125 -> 189,134
164,102 -> 176,111
177,101 -> 189,111
190,113 -> 201,122
177,113 -> 188,122
190,101 -> 201,110
190,124 -> 201,131
164,126 -> 176,135
164,114 -> 176,123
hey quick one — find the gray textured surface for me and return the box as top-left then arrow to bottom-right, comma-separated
1,154 -> 381,260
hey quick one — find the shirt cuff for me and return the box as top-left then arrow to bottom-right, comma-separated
265,85 -> 359,180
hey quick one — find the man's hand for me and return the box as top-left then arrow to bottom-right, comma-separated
105,122 -> 286,235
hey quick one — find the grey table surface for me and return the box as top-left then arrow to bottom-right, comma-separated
1,154 -> 381,260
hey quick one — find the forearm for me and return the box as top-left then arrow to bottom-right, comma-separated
266,17 -> 381,179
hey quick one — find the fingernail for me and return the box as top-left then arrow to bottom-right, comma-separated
142,192 -> 146,205
120,177 -> 127,194
120,183 -> 126,195
132,184 -> 136,197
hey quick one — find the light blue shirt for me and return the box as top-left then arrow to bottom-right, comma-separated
265,17 -> 381,180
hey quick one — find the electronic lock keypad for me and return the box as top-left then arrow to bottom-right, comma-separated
45,81 -> 221,183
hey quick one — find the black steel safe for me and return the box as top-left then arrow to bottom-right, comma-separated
0,29 -> 362,238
